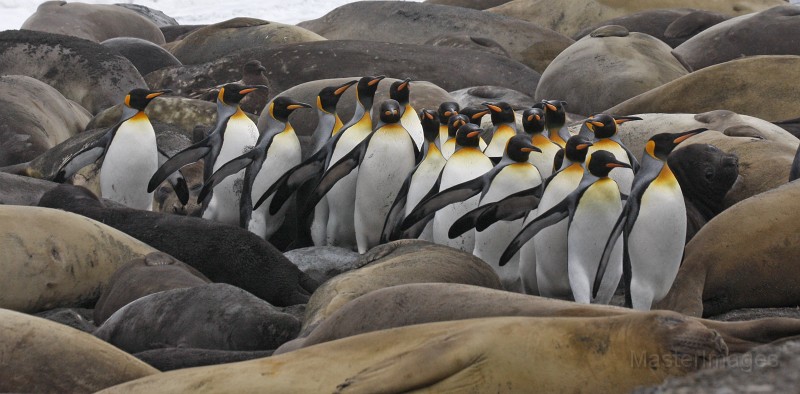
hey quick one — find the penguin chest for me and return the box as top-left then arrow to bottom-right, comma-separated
400,105 -> 424,149
357,125 -> 416,205
216,117 -> 259,171
441,149 -> 493,189
568,179 -> 623,264
483,124 -> 517,158
330,116 -> 371,167
538,164 -> 584,212
481,163 -> 542,205
406,146 -> 446,215
529,134 -> 561,178
101,114 -> 158,209
252,130 -> 302,198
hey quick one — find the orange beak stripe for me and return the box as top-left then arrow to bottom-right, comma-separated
240,88 -> 257,95
487,104 -> 501,112
425,112 -> 434,120
591,121 -> 604,127
145,92 -> 165,99
576,144 -> 590,150
673,133 -> 698,144
546,103 -> 557,111
467,131 -> 480,138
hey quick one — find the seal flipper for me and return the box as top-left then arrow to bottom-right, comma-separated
499,196 -> 572,267
474,185 -> 543,232
335,333 -> 479,394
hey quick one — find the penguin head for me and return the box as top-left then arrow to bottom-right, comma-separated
378,100 -> 402,124
586,150 -> 631,178
356,75 -> 385,102
585,114 -> 642,138
522,107 -> 546,135
483,101 -> 515,125
217,83 -> 267,106
541,99 -> 567,127
448,114 -> 470,138
564,135 -> 594,163
437,101 -> 460,126
318,80 -> 357,113
506,134 -> 542,162
647,128 -> 707,161
269,96 -> 312,122
419,109 -> 439,142
460,106 -> 490,125
455,123 -> 483,148
389,78 -> 412,105
124,88 -> 171,111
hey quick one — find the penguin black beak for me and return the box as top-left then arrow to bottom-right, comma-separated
482,102 -> 502,113
145,89 -> 171,99
368,75 -> 386,86
673,128 -> 707,144
334,80 -> 358,96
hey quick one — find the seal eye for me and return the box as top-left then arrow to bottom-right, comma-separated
705,168 -> 715,180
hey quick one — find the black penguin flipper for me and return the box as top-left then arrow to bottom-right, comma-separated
239,162 -> 260,229
396,169 -> 444,232
791,143 -> 800,182
381,168 -> 418,244
488,156 -> 502,166
157,148 -> 190,205
148,141 -> 212,193
398,212 -> 436,240
498,198 -> 571,267
400,175 -> 485,231
449,204 -> 494,238
53,126 -> 116,182
302,134 -> 373,216
474,186 -> 543,232
197,151 -> 257,204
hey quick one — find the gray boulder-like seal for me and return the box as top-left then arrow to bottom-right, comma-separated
134,348 -> 275,372
0,75 -> 90,166
424,0 -> 512,10
114,3 -> 178,27
0,172 -> 59,206
101,37 -> 182,76
298,1 -> 572,73
673,5 -> 800,71
145,40 -> 540,99
21,1 -> 165,44
93,252 -> 211,325
37,185 -> 318,306
450,85 -> 537,109
94,283 -> 301,353
0,30 -> 146,114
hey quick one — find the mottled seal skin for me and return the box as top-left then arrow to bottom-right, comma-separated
101,37 -> 182,76
93,252 -> 211,325
114,3 -> 178,27
424,0 -> 512,10
279,283 -> 800,356
574,8 -> 728,48
0,309 -> 158,393
656,181 -> 800,317
88,97 -> 221,140
607,56 -> 800,122
169,17 -> 324,65
38,185 -> 318,306
0,205 -> 156,313
488,0 -> 782,37
668,144 -> 739,241
21,1 -> 165,44
450,85 -> 537,109
535,26 -> 688,116
0,75 -> 90,166
300,240 -> 503,336
134,348 -> 274,372
424,34 -> 510,57
160,25 -> 206,43
0,30 -> 147,114
97,312 -> 727,394
298,1 -> 572,73
94,283 -> 301,353
673,5 -> 800,71
146,40 -> 540,100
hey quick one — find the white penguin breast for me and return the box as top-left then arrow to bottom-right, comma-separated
406,148 -> 446,215
215,118 -> 259,171
252,130 -> 302,198
100,117 -> 158,209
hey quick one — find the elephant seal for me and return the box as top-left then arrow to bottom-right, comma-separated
283,246 -> 363,285
535,26 -> 688,116
487,0 -> 782,37
297,1 -> 573,73
114,3 -> 178,27
146,40 -> 540,99
169,17 -> 324,65
424,0 -> 512,10
0,75 -> 90,166
34,307 -> 96,333
300,240 -> 503,336
424,33 -> 510,57
134,348 -> 274,372
21,1 -> 165,44
98,312 -> 727,394
673,5 -> 800,71
0,30 -> 147,114
161,25 -> 206,43
450,85 -> 537,109
0,171 -> 58,206
656,180 -> 800,317
101,37 -> 182,76
261,77 -> 453,159
0,205 -> 156,313
94,283 -> 301,353
279,283 -> 800,355
574,8 -> 728,48
0,308 -> 157,393
607,55 -> 800,122
93,252 -> 211,325
667,144 -> 739,241
37,185 -> 318,306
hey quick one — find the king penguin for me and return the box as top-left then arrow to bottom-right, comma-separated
148,83 -> 266,217
522,106 -> 561,178
304,100 -> 417,253
541,99 -> 571,148
437,102 -> 459,150
401,123 -> 494,252
196,97 -> 311,239
55,88 -> 171,211
584,114 -> 642,197
390,78 -> 424,151
440,114 -> 470,160
382,108 -> 447,243
594,128 -> 706,310
482,101 -> 519,162
500,150 -> 630,304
